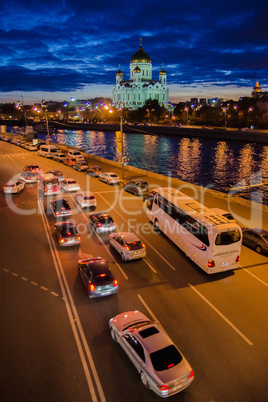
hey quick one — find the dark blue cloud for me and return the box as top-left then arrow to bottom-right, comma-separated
0,0 -> 267,100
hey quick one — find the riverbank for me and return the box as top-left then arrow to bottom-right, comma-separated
2,121 -> 268,143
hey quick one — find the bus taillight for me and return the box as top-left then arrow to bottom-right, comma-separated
207,259 -> 215,268
235,255 -> 240,262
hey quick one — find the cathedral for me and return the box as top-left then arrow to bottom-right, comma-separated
112,40 -> 169,110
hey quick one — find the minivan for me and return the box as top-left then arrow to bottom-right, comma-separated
68,149 -> 84,161
38,145 -> 58,158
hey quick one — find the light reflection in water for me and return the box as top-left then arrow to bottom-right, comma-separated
37,129 -> 268,204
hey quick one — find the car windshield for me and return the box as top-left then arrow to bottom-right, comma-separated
92,273 -> 114,286
262,235 -> 268,242
68,180 -> 76,184
150,345 -> 183,371
127,241 -> 144,250
46,179 -> 58,186
84,196 -> 95,200
139,182 -> 148,189
56,200 -> 69,208
215,229 -> 241,245
61,226 -> 78,236
72,151 -> 80,155
98,216 -> 113,225
110,174 -> 118,178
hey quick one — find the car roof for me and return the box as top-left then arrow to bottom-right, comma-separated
131,322 -> 172,354
79,258 -> 110,272
114,232 -> 140,242
103,172 -> 117,175
55,221 -> 75,228
80,191 -> 94,196
246,228 -> 268,236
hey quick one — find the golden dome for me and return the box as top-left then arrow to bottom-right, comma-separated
131,45 -> 151,64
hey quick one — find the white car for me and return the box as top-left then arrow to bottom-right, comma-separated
99,172 -> 120,185
75,191 -> 97,208
53,152 -> 66,162
60,178 -> 80,192
20,171 -> 38,183
3,180 -> 25,194
68,149 -> 84,161
109,311 -> 194,398
26,143 -> 37,151
109,232 -> 146,261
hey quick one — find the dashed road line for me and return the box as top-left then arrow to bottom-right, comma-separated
1,268 -> 61,299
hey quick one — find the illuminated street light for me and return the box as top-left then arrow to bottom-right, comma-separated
247,107 -> 253,128
185,107 -> 188,126
222,107 -> 227,128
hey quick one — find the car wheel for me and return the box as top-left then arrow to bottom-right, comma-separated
121,252 -> 127,261
140,371 -> 149,389
110,328 -> 118,342
255,245 -> 262,254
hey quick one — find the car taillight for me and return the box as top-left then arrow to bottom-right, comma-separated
56,212 -> 59,215
13,186 -> 16,189
189,370 -> 194,379
235,255 -> 240,262
113,279 -> 118,287
125,246 -> 130,251
142,243 -> 145,248
97,223 -> 102,227
206,259 -> 215,268
89,284 -> 95,291
3,186 -> 6,190
44,188 -> 47,192
77,236 -> 81,241
60,238 -> 65,244
157,384 -> 169,392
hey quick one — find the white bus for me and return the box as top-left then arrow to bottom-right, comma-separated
146,187 -> 242,274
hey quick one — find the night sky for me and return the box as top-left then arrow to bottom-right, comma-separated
0,0 -> 267,104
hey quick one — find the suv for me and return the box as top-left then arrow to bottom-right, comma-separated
123,179 -> 148,196
68,149 -> 84,161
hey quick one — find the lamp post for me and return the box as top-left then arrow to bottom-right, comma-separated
185,107 -> 188,126
247,107 -> 253,128
222,108 -> 227,128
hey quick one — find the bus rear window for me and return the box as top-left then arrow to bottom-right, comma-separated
215,230 -> 241,245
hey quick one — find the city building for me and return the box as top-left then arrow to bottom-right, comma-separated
112,40 -> 169,110
251,80 -> 268,99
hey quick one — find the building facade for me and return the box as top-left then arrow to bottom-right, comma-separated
112,41 -> 169,109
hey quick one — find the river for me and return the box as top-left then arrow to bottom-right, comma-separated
10,127 -> 268,205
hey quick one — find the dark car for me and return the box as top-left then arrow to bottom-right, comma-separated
87,166 -> 103,177
49,198 -> 72,217
73,160 -> 89,172
78,257 -> 118,298
242,228 -> 268,254
54,221 -> 80,246
88,212 -> 116,233
123,179 -> 148,196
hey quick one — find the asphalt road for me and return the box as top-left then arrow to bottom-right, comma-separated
0,140 -> 268,402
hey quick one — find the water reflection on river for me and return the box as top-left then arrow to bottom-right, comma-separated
40,129 -> 268,204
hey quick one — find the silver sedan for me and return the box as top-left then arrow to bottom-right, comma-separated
109,311 -> 194,398
109,232 -> 146,261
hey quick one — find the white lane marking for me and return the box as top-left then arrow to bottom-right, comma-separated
11,272 -> 19,276
71,195 -> 129,280
143,259 -> 157,274
137,294 -> 159,323
244,269 -> 268,287
50,291 -> 59,297
97,193 -> 176,271
30,281 -> 38,286
38,199 -> 106,402
21,277 -> 28,281
188,283 -> 253,346
41,286 -> 49,291
3,268 -> 9,272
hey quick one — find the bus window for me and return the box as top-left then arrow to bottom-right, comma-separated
215,230 -> 241,245
146,193 -> 155,211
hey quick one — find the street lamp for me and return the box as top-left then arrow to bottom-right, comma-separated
222,107 -> 227,128
185,107 -> 188,126
247,107 -> 253,128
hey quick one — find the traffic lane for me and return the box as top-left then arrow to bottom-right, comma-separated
136,283 -> 267,402
0,262 -> 91,402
